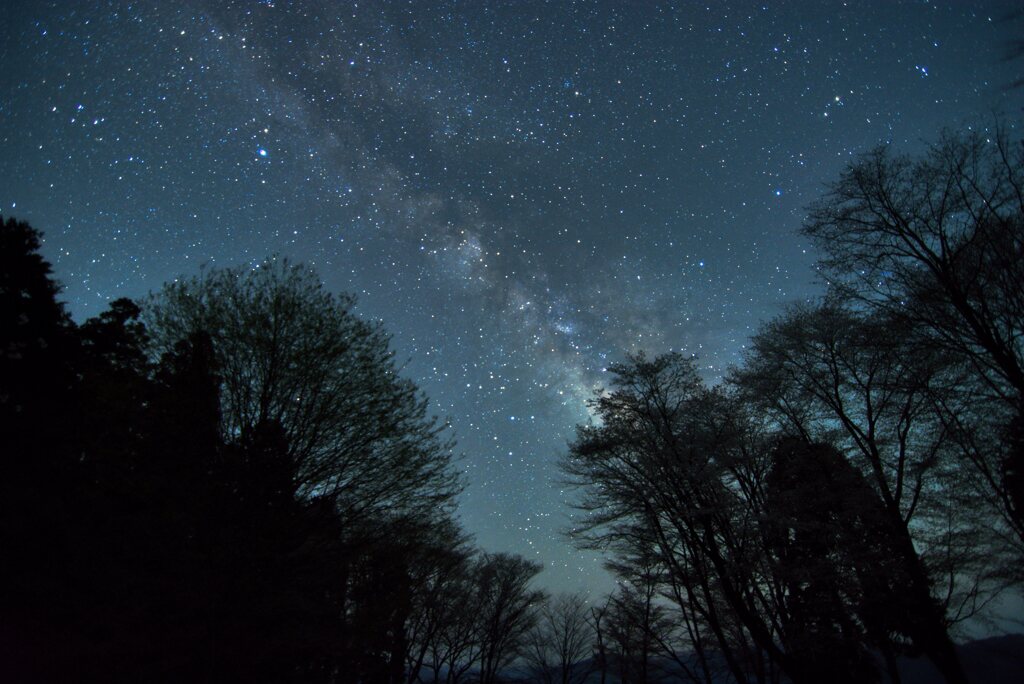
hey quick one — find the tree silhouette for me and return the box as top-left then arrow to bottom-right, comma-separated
145,259 -> 463,530
474,552 -> 546,684
402,518 -> 475,683
563,353 -> 794,683
733,303 -> 973,684
0,216 -> 82,678
1,224 -> 474,682
765,438 -> 902,684
523,593 -> 595,684
803,126 -> 1024,556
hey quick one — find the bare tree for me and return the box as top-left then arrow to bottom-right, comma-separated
415,551 -> 544,684
423,565 -> 482,684
403,519 -> 475,684
588,596 -> 611,684
803,125 -> 1024,551
475,553 -> 546,684
562,354 -> 795,684
145,259 -> 463,527
523,593 -> 595,684
604,582 -> 676,684
731,303 -> 978,684
606,550 -> 723,684
561,349 -> 989,684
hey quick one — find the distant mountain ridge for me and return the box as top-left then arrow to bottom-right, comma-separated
896,634 -> 1024,684
509,634 -> 1024,684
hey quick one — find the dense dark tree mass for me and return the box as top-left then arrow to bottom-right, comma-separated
0,218 -> 543,682
2,128 -> 1024,682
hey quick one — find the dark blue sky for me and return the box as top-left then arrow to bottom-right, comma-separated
2,0 -> 1022,595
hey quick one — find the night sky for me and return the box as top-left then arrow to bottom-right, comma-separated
2,0 -> 1023,596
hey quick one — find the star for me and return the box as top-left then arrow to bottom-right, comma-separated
1,0 -> 1021,601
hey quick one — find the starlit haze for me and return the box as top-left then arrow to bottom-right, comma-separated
2,0 -> 1023,596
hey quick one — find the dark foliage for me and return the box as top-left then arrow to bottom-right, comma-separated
0,218 -> 473,682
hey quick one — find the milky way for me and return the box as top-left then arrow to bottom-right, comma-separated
2,0 -> 1023,595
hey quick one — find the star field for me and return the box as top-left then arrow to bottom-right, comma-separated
2,0 -> 1023,595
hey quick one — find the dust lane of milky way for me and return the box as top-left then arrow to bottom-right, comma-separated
2,0 -> 1022,595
